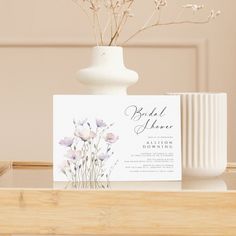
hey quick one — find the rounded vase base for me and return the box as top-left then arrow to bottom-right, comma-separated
183,165 -> 227,178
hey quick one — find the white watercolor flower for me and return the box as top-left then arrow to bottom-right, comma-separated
105,133 -> 119,144
73,118 -> 88,126
59,160 -> 70,175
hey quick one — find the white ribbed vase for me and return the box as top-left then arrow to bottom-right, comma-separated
177,93 -> 227,177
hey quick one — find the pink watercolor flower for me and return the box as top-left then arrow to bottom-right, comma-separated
105,133 -> 119,144
75,128 -> 96,142
65,149 -> 82,161
90,131 -> 96,139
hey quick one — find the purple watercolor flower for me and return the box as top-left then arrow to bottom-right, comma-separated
96,119 -> 107,128
105,133 -> 119,144
98,153 -> 110,161
59,137 -> 74,147
65,149 -> 82,161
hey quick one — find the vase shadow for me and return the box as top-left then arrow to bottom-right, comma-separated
182,177 -> 227,191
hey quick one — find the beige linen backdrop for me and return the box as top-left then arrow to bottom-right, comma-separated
0,0 -> 235,163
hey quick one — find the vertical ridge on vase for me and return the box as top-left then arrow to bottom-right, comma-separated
202,94 -> 205,168
217,95 -> 221,162
187,94 -> 193,169
209,94 -> 213,168
220,94 -> 227,168
220,95 -> 223,164
182,94 -> 187,169
197,94 -> 201,169
214,95 -> 218,167
199,94 -> 204,169
193,94 -> 197,168
211,95 -> 214,167
206,94 -> 211,169
214,94 -> 217,167
224,95 -> 227,164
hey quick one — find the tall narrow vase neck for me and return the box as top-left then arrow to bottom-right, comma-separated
91,46 -> 124,67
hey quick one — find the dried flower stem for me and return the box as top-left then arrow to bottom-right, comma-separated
89,0 -> 104,45
121,18 -> 211,45
109,16 -> 122,45
111,11 -> 128,45
95,12 -> 104,45
142,7 -> 159,29
102,12 -> 112,40
111,1 -> 119,32
109,0 -> 135,46
113,0 -> 130,44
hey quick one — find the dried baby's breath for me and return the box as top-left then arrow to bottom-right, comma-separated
72,0 -> 220,46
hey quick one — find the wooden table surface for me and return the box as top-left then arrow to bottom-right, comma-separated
0,161 -> 236,236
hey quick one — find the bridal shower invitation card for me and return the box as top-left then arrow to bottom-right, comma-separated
53,95 -> 181,181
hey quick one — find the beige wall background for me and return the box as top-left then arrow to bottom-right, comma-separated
0,0 -> 235,163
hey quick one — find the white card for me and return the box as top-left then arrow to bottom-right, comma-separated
53,95 -> 181,181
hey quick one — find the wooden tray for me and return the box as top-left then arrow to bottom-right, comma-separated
0,161 -> 236,236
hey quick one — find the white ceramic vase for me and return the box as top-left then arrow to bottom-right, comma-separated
77,46 -> 139,95
175,93 -> 227,178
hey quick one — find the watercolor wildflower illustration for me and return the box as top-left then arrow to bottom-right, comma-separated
59,118 -> 119,183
